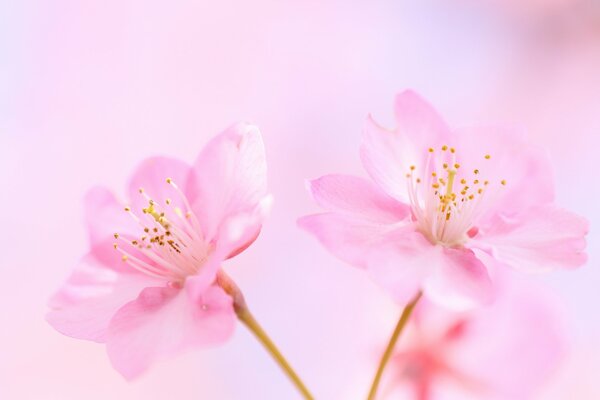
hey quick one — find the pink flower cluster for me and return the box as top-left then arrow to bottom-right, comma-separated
47,91 -> 588,399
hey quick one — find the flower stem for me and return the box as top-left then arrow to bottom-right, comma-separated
217,272 -> 315,400
366,291 -> 422,400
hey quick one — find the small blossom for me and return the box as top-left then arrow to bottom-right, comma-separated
47,123 -> 271,379
299,91 -> 588,309
384,282 -> 566,399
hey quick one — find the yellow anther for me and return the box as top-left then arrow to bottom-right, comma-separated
501,179 -> 507,185
410,165 -> 416,171
132,240 -> 138,245
442,145 -> 448,151
468,194 -> 475,200
432,172 -> 437,177
485,154 -> 491,160
138,188 -> 144,194
474,179 -> 479,184
443,163 -> 448,169
165,198 -> 171,205
454,163 -> 460,169
428,148 -> 434,153
416,178 -> 421,183
113,243 -> 118,249
450,147 -> 456,153
474,169 -> 479,175
460,179 -> 467,184
432,183 -> 440,189
166,177 -> 172,184
478,188 -> 483,194
124,206 -> 131,212
114,233 -> 119,239
484,180 -> 489,185
121,255 -> 128,262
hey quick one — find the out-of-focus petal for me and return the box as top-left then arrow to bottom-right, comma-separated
449,283 -> 567,399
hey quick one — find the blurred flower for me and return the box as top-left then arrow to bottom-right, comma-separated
47,123 -> 270,379
299,91 -> 588,309
382,282 -> 567,400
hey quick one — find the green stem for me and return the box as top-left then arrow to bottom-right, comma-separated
367,291 -> 422,400
218,272 -> 315,400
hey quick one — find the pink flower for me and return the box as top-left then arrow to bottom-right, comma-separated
47,123 -> 271,379
382,282 -> 567,400
299,91 -> 588,309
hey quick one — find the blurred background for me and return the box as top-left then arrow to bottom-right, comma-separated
1,0 -> 598,398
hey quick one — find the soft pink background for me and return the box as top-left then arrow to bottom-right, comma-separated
1,1 -> 598,399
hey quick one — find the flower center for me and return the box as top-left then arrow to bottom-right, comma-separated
406,145 -> 505,246
113,178 -> 210,283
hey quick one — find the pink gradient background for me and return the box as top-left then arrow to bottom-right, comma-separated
1,1 -> 598,399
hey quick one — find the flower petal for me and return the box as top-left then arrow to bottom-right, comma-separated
46,243 -> 161,342
367,228 -> 436,304
187,195 -> 273,301
84,187 -> 139,247
188,123 -> 268,245
307,174 -> 410,223
360,91 -> 452,201
473,205 -> 588,272
126,156 -> 192,214
424,247 -> 494,310
449,283 -> 567,398
105,284 -> 235,380
453,125 -> 554,220
298,213 -> 405,269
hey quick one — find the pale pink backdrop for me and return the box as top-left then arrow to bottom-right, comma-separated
1,1 -> 598,399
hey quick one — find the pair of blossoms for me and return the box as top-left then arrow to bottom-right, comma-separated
47,91 -> 588,399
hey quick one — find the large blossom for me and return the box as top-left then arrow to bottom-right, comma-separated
381,282 -> 567,400
47,123 -> 270,379
299,91 -> 588,309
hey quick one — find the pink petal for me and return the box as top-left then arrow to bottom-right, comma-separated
307,174 -> 410,223
474,205 -> 588,272
187,195 -> 272,300
298,213 -> 405,269
366,228 -> 435,304
360,90 -> 452,201
126,156 -> 192,213
453,125 -> 554,221
84,187 -> 139,247
105,284 -> 235,380
47,243 -> 161,342
423,247 -> 494,310
188,123 -> 268,245
449,283 -> 567,398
